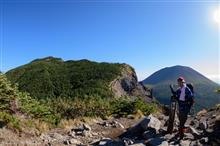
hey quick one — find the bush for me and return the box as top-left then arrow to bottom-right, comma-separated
46,96 -> 157,119
18,92 -> 61,125
0,73 -> 60,127
0,112 -> 20,130
110,97 -> 157,117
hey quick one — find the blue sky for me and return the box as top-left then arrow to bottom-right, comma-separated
0,0 -> 219,83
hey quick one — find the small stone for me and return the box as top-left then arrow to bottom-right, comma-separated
199,137 -> 208,144
190,140 -> 203,146
83,123 -> 92,131
92,132 -> 99,136
40,134 -> 52,143
68,131 -> 75,137
196,109 -> 207,116
63,139 -> 71,145
99,138 -> 112,145
122,137 -> 134,145
206,128 -> 213,133
82,130 -> 91,137
129,143 -> 145,146
51,133 -> 63,140
211,114 -> 216,119
163,134 -> 173,140
189,120 -> 196,126
64,138 -> 81,145
184,133 -> 194,140
116,122 -> 125,129
71,138 -> 81,144
199,121 -> 207,130
159,141 -> 169,146
188,126 -> 200,137
180,140 -> 191,146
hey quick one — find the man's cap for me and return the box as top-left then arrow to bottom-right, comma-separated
177,76 -> 185,83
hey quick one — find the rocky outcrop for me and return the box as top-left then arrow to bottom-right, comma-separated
92,106 -> 220,146
118,107 -> 220,146
110,64 -> 152,102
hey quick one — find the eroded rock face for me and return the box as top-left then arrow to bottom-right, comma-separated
110,64 -> 152,102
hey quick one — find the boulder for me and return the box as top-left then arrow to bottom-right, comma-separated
120,115 -> 161,138
140,115 -> 161,133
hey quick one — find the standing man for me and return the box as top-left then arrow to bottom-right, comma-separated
171,77 -> 194,139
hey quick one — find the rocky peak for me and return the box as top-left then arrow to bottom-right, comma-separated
110,64 -> 152,102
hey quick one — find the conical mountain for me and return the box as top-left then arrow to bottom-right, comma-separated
142,65 -> 220,110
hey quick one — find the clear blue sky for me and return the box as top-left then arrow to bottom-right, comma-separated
0,0 -> 219,82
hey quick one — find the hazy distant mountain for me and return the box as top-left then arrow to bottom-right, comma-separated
142,65 -> 220,110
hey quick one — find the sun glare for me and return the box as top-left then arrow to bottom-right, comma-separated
213,8 -> 220,24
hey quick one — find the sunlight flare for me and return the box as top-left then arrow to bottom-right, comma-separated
213,8 -> 220,24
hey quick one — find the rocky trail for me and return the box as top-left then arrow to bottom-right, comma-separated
0,107 -> 220,146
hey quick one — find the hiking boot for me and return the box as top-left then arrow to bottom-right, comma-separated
178,127 -> 187,139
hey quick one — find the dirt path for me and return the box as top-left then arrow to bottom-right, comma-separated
0,117 -> 140,146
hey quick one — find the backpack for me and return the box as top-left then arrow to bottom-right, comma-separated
186,83 -> 194,94
186,83 -> 194,106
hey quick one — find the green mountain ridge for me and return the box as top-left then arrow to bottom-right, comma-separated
6,56 -> 151,101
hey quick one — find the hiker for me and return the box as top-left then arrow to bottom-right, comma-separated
171,77 -> 194,138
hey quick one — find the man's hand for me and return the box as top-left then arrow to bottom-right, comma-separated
170,84 -> 176,95
169,84 -> 174,89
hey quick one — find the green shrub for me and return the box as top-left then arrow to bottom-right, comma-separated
0,73 -> 60,126
0,112 -> 20,130
0,74 -> 18,112
46,96 -> 157,119
110,97 -> 157,117
18,92 -> 61,125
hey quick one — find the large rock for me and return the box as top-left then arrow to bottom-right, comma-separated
120,115 -> 161,138
140,115 -> 161,133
